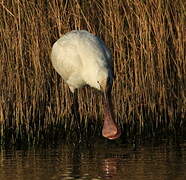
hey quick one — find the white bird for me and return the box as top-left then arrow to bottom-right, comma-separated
51,30 -> 121,140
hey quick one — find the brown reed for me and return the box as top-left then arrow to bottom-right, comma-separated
0,0 -> 185,146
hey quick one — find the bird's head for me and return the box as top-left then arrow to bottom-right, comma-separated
97,69 -> 113,94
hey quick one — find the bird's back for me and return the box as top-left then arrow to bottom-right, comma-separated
51,30 -> 112,92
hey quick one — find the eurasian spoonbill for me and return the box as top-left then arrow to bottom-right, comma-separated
51,30 -> 121,140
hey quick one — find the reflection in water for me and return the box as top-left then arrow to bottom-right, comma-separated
0,141 -> 186,180
101,158 -> 119,178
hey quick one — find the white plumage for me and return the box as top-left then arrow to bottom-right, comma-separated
51,30 -> 113,93
51,30 -> 121,140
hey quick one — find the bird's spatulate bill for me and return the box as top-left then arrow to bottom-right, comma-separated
102,91 -> 121,140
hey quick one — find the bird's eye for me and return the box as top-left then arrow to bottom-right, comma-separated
107,76 -> 112,84
107,76 -> 113,86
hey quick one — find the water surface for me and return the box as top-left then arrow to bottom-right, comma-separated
0,140 -> 185,180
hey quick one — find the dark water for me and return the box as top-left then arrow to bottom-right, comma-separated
0,140 -> 186,180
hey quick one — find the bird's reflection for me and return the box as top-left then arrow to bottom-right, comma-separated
101,158 -> 119,178
99,149 -> 130,179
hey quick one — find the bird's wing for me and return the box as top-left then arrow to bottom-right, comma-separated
51,40 -> 83,82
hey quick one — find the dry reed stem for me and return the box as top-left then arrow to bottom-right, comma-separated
0,0 -> 185,145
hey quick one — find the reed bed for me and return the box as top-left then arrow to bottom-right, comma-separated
0,0 -> 185,146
